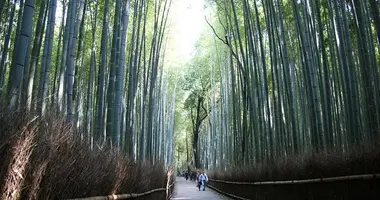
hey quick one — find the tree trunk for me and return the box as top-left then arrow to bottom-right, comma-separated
52,0 -> 66,105
38,0 -> 57,115
96,0 -> 110,142
113,0 -> 131,149
7,0 -> 35,110
0,3 -> 16,102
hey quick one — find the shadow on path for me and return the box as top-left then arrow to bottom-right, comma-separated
171,177 -> 232,200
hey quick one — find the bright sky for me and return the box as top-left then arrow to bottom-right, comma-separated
165,0 -> 209,69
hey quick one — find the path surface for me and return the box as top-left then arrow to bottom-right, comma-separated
171,177 -> 232,200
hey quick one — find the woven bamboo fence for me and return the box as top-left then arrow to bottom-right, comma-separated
208,173 -> 380,200
66,169 -> 176,200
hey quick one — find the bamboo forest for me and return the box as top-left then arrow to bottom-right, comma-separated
0,0 -> 379,199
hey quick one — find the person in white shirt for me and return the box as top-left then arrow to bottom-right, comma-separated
200,171 -> 208,191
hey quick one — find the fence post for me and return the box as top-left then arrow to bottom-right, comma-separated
166,167 -> 172,199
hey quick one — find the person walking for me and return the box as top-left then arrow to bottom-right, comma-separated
203,171 -> 208,191
198,172 -> 208,191
196,172 -> 202,191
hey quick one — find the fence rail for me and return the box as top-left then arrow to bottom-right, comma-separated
208,173 -> 380,200
209,173 -> 380,185
207,184 -> 249,200
66,178 -> 176,200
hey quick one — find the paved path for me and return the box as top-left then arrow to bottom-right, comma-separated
171,177 -> 232,200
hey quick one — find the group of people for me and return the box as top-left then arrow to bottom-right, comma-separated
196,171 -> 208,191
183,171 -> 197,181
182,169 -> 209,191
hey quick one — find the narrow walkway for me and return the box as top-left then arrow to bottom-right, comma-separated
171,177 -> 232,200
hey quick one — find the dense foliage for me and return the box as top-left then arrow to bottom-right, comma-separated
177,0 -> 380,170
0,0 -> 175,164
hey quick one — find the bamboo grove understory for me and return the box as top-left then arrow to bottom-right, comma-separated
0,0 -> 175,165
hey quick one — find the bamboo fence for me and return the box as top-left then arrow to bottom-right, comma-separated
207,173 -> 380,200
207,184 -> 249,200
208,173 -> 380,185
66,171 -> 176,200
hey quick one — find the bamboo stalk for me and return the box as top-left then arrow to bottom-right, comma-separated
208,173 -> 380,185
